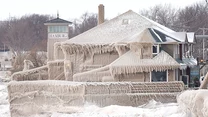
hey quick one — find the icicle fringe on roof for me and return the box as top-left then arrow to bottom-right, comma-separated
109,50 -> 180,76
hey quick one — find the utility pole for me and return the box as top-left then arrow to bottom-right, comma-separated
199,28 -> 208,76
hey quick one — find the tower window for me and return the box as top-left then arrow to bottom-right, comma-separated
48,26 -> 68,33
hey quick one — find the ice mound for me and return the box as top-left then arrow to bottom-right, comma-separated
177,89 -> 208,117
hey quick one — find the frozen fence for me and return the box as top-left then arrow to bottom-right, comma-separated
11,65 -> 48,81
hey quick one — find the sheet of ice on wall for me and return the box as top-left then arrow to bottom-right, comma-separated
0,83 -> 190,117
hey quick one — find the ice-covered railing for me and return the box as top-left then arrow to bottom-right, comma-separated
73,66 -> 112,82
7,81 -> 184,117
11,65 -> 48,81
11,60 -> 65,81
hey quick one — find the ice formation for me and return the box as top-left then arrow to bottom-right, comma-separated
23,60 -> 34,71
0,84 -> 189,117
177,90 -> 208,117
48,60 -> 65,80
7,10 -> 191,117
7,80 -> 184,117
11,65 -> 48,81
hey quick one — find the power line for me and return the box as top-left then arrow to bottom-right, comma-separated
198,28 -> 208,76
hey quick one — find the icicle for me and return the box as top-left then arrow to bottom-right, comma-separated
11,65 -> 48,81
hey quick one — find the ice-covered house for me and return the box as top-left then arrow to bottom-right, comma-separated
45,9 -> 197,83
9,7 -> 193,117
12,9 -> 197,83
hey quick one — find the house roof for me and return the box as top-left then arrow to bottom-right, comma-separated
176,57 -> 197,70
148,27 -> 179,44
171,32 -> 187,43
120,28 -> 155,43
176,58 -> 187,70
182,57 -> 197,68
63,10 -> 178,45
44,17 -> 72,25
109,50 -> 180,75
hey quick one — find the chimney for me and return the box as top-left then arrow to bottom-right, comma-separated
98,4 -> 104,25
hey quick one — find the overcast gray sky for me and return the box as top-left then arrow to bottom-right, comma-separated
0,0 -> 204,21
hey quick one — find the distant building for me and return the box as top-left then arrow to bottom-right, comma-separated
44,14 -> 72,61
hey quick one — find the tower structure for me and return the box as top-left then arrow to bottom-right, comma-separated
44,13 -> 72,61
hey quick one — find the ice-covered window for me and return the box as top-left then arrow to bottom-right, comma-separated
151,70 -> 167,82
122,19 -> 129,25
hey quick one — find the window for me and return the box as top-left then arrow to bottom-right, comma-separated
151,70 -> 167,82
48,26 -> 68,33
122,19 -> 129,25
152,45 -> 159,54
181,75 -> 189,86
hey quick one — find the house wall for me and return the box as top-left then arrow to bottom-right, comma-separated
64,51 -> 119,81
168,70 -> 175,81
142,45 -> 152,59
93,52 -> 119,65
115,72 -> 150,82
161,44 -> 174,57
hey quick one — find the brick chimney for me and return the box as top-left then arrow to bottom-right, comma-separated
98,4 -> 104,25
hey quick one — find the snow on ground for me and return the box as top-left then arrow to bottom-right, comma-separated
49,101 -> 187,117
0,71 -> 10,117
0,84 -> 10,117
0,71 -> 190,117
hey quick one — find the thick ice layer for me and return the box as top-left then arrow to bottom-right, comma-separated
0,83 -> 191,117
7,81 -> 184,117
11,65 -> 48,81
